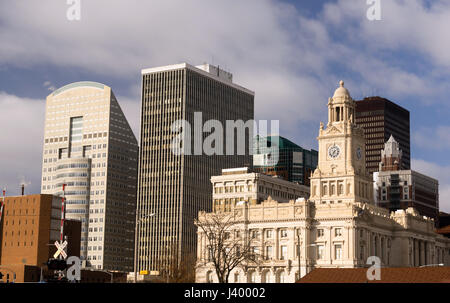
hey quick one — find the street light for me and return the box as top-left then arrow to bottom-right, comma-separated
134,212 -> 155,283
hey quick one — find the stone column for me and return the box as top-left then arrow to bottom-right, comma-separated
327,227 -> 332,263
260,228 -> 265,259
275,228 -> 279,260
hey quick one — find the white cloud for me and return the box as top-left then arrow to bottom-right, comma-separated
413,126 -> 450,151
0,92 -> 45,196
1,0 -> 450,203
0,0 -> 340,134
412,158 -> 450,213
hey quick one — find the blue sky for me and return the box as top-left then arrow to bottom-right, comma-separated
1,0 -> 450,211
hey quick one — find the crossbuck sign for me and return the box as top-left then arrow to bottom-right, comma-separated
54,241 -> 68,259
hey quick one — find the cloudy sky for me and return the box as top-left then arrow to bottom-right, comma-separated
1,0 -> 450,212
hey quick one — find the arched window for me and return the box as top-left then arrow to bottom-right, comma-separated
234,272 -> 240,283
248,271 -> 256,283
339,184 -> 344,195
263,271 -> 272,283
277,271 -> 286,283
323,185 -> 328,196
206,271 -> 213,283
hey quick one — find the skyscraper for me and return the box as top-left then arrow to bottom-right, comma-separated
41,81 -> 138,271
355,97 -> 410,174
137,63 -> 254,276
375,136 -> 439,223
253,135 -> 318,185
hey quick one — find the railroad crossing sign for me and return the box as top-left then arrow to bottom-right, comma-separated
54,241 -> 68,259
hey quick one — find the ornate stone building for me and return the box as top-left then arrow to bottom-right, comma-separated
195,81 -> 450,283
211,167 -> 310,212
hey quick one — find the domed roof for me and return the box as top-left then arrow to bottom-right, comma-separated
332,80 -> 351,98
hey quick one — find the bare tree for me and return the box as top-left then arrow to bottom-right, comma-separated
153,242 -> 196,283
195,211 -> 261,283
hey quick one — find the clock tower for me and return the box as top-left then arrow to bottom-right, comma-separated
309,81 -> 373,205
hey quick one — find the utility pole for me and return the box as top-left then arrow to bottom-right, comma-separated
56,183 -> 67,280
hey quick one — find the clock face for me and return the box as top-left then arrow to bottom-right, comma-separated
328,144 -> 341,159
356,147 -> 362,160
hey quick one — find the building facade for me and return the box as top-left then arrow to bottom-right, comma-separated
41,82 -> 138,271
0,194 -> 81,282
137,63 -> 254,275
196,81 -> 449,283
375,136 -> 439,222
355,96 -> 410,174
211,167 -> 309,212
253,136 -> 318,186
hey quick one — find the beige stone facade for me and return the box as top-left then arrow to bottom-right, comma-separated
195,81 -> 450,283
211,167 -> 309,212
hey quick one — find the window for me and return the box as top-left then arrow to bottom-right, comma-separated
248,271 -> 256,283
251,247 -> 259,260
335,228 -> 342,237
263,271 -> 272,283
206,271 -> 213,283
277,271 -> 286,283
265,246 -> 273,260
234,272 -> 240,283
280,245 -> 287,260
280,229 -> 288,238
208,247 -> 214,262
251,230 -> 259,239
317,229 -> 324,237
317,245 -> 325,259
266,230 -> 273,238
335,244 -> 343,259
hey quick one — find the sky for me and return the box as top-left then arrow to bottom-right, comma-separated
1,0 -> 450,212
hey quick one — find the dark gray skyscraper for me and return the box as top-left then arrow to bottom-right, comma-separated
355,97 -> 410,174
136,63 -> 254,277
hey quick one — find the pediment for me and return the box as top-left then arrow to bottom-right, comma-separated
324,125 -> 343,135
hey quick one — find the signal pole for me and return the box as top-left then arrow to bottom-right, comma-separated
56,183 -> 67,280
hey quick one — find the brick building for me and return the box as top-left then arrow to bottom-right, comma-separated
0,194 -> 81,282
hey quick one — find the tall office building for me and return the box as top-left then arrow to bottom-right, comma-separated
137,63 -> 254,275
375,136 -> 439,222
41,82 -> 138,271
355,97 -> 410,174
253,135 -> 318,185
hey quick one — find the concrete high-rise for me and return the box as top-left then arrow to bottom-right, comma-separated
355,97 -> 410,174
137,63 -> 254,276
41,82 -> 138,271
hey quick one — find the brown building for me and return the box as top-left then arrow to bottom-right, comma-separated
0,194 -> 81,282
355,97 -> 410,174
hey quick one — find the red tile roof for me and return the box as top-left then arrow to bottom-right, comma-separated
298,267 -> 450,283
